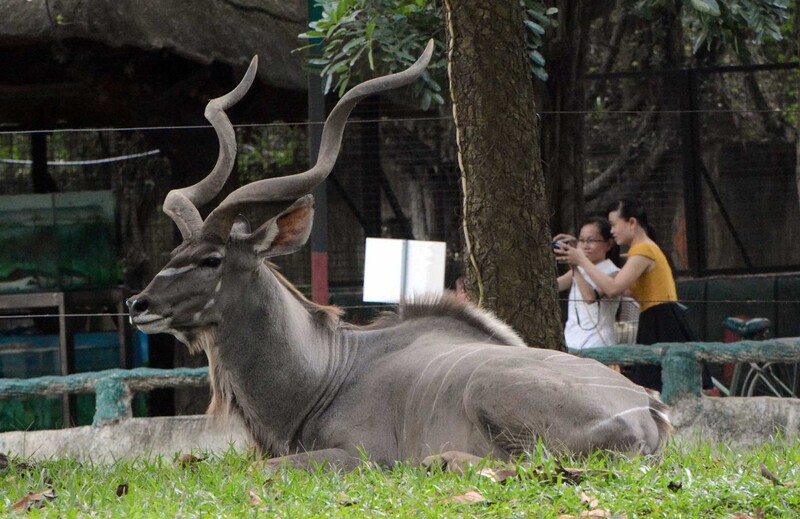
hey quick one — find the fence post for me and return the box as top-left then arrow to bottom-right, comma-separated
661,345 -> 702,403
93,377 -> 132,426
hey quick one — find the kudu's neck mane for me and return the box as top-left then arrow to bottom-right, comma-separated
362,293 -> 528,348
268,263 -> 344,329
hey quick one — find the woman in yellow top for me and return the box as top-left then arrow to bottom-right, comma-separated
555,198 -> 694,391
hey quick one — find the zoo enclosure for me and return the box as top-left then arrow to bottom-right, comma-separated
0,62 -> 798,428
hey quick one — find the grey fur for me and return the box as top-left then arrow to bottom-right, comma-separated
129,200 -> 671,466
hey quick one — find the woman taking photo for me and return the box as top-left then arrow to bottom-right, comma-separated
553,217 -> 623,351
555,199 -> 694,391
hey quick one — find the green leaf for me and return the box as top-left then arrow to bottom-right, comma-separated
524,20 -> 545,35
526,8 -> 552,26
528,50 -> 545,67
691,0 -> 721,17
421,90 -> 432,111
342,36 -> 365,54
298,30 -> 325,39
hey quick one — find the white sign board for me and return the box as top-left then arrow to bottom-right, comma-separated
362,238 -> 447,303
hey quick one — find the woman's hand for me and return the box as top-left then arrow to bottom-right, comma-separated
552,233 -> 577,246
554,242 -> 586,267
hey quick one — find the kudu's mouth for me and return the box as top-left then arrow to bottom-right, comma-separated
127,297 -> 172,333
130,313 -> 172,334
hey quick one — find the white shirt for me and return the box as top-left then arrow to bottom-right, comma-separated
564,259 -> 621,350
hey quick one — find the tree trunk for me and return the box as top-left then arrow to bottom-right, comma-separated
442,0 -> 564,350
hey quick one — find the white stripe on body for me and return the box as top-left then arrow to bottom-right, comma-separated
402,345 -> 474,447
588,405 -> 651,433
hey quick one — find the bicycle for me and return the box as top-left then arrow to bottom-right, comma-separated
715,317 -> 799,398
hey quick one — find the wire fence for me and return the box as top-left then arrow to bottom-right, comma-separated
0,64 -> 798,355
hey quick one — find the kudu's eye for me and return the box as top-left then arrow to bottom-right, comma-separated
199,256 -> 222,268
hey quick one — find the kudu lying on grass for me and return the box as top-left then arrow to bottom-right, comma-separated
128,42 -> 670,470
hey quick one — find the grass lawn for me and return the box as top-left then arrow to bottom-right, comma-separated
2,439 -> 799,517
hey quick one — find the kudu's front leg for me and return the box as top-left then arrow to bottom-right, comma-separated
264,448 -> 362,473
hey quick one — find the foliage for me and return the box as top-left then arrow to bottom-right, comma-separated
633,0 -> 791,56
2,440 -> 800,516
299,1 -> 793,108
298,0 -> 558,109
236,124 -> 309,184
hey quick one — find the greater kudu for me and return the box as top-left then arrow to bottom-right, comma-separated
128,42 -> 670,469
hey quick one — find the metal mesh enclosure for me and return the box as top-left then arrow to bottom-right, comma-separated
0,63 -> 797,297
584,64 -> 800,275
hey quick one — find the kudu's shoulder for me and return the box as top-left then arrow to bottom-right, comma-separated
360,292 -> 528,348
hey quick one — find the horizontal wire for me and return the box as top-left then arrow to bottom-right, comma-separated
0,107 -> 798,136
0,297 -> 798,321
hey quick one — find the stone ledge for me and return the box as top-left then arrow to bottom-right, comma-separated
3,396 -> 800,461
0,416 -> 248,461
671,396 -> 800,446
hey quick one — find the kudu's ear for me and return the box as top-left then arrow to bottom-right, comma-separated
248,195 -> 315,258
230,214 -> 252,236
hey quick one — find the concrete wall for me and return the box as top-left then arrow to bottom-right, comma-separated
3,396 -> 800,461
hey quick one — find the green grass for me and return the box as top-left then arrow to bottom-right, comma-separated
2,439 -> 800,517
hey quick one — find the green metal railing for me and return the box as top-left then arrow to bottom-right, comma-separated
1,339 -> 799,428
573,338 -> 800,403
0,368 -> 208,426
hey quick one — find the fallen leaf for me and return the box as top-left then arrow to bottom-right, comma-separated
178,453 -> 202,464
481,466 -> 517,483
14,462 -> 32,473
116,483 -> 129,497
667,480 -> 683,492
759,464 -> 782,486
580,492 -> 599,508
10,489 -> 55,512
580,510 -> 610,518
421,451 -> 485,475
336,492 -> 356,506
248,489 -> 263,506
553,462 -> 615,484
177,454 -> 204,469
446,491 -> 485,504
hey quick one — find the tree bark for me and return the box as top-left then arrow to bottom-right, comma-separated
442,0 -> 564,349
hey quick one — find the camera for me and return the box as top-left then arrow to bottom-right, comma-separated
552,241 -> 565,250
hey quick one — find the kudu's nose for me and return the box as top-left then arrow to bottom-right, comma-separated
126,297 -> 149,315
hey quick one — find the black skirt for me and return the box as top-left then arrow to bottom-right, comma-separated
623,302 -> 695,391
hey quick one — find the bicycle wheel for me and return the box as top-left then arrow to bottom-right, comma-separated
742,362 -> 799,398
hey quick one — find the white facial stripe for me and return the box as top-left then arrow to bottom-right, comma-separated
203,298 -> 216,310
132,314 -> 162,324
157,264 -> 198,277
